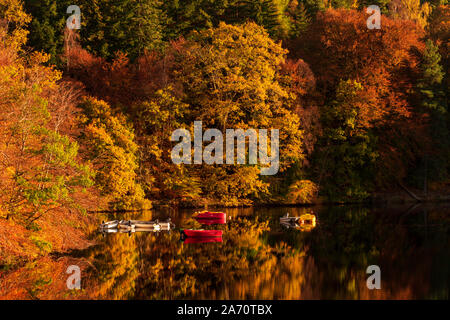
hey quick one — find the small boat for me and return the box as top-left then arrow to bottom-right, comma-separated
137,224 -> 161,231
159,222 -> 172,231
128,220 -> 159,229
182,229 -> 223,238
100,228 -> 118,234
280,213 -> 317,231
99,219 -> 175,234
196,218 -> 226,226
194,211 -> 227,225
100,220 -> 119,229
118,220 -> 135,230
183,237 -> 223,244
194,211 -> 226,220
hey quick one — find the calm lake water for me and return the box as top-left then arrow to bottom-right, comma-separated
78,204 -> 449,299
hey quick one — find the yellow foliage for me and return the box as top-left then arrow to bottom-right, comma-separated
390,0 -> 432,28
288,180 -> 318,204
0,0 -> 31,50
79,97 -> 151,210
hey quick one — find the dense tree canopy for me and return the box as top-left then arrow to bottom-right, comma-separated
2,0 -> 449,207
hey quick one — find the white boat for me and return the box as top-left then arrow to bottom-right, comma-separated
99,220 -> 119,229
280,213 -> 317,230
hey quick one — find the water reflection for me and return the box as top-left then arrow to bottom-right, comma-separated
2,205 -> 448,299
77,205 -> 449,299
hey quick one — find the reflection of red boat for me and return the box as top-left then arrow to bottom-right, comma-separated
183,237 -> 223,244
195,211 -> 226,220
182,229 -> 223,238
194,211 -> 226,224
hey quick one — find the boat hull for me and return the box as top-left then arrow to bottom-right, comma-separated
183,237 -> 223,244
195,211 -> 226,220
183,229 -> 223,238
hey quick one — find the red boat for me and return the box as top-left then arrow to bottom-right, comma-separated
194,211 -> 226,224
183,237 -> 223,244
195,218 -> 226,226
182,229 -> 223,238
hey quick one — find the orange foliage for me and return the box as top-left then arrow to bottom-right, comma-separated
280,59 -> 320,156
296,9 -> 425,126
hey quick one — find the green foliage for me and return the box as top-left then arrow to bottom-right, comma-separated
30,235 -> 52,253
230,0 -> 291,38
163,0 -> 292,40
316,80 -> 378,201
163,0 -> 238,39
299,0 -> 327,17
418,40 -> 446,113
287,1 -> 311,37
5,0 -> 449,207
358,0 -> 391,13
12,128 -> 95,220
0,19 -> 94,224
23,0 -> 71,65
415,39 -> 450,182
78,0 -> 165,60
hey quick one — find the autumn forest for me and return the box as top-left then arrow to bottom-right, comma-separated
0,0 -> 449,298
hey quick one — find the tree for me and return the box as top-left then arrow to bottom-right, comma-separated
388,0 -> 432,29
162,0 -> 239,39
23,0 -> 71,65
358,0 -> 391,14
0,0 -> 31,50
78,97 -> 151,210
316,80 -> 378,201
427,5 -> 449,91
286,0 -> 312,37
230,0 -> 291,38
129,87 -> 204,204
170,22 -> 304,204
418,40 -> 446,113
294,9 -> 427,195
0,16 -> 94,223
79,0 -> 165,60
416,40 -> 449,182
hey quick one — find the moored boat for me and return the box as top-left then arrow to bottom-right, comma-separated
100,220 -> 119,229
280,213 -> 317,231
128,220 -> 159,229
183,236 -> 223,244
182,229 -> 223,238
194,211 -> 226,224
195,218 -> 226,225
194,211 -> 226,220
100,218 -> 175,234
118,220 -> 135,230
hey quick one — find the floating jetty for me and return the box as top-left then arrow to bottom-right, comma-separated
100,218 -> 174,233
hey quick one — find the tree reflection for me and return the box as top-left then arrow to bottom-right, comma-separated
78,205 -> 449,299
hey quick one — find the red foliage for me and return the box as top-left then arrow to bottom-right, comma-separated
280,58 -> 321,157
64,36 -> 189,107
294,9 -> 425,125
64,37 -> 134,106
